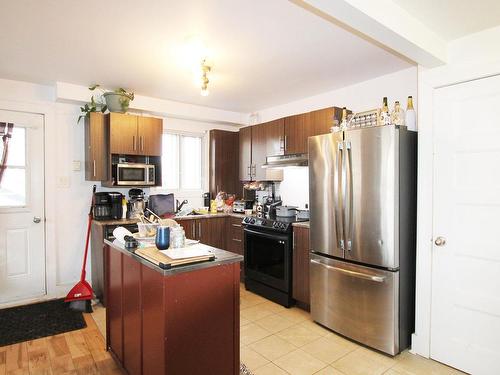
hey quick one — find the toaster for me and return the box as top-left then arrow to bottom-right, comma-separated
233,200 -> 253,213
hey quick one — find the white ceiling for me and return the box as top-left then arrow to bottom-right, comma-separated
0,0 -> 412,112
393,0 -> 500,41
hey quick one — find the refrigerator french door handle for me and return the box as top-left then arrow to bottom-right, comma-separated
336,142 -> 345,252
344,141 -> 354,251
310,259 -> 385,283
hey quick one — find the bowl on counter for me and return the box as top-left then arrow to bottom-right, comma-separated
137,222 -> 159,238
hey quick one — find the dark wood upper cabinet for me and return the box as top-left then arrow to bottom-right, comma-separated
265,118 -> 285,157
85,113 -> 108,181
109,113 -> 139,155
138,116 -> 163,156
238,126 -> 252,181
250,123 -> 267,181
284,107 -> 343,155
209,130 -> 240,197
284,112 -> 310,155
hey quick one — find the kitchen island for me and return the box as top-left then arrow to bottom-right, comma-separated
103,239 -> 243,375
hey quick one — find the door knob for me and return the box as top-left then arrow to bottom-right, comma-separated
434,236 -> 446,246
33,217 -> 41,223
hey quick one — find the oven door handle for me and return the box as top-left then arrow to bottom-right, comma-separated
243,228 -> 289,242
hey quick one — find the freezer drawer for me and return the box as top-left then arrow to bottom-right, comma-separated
310,254 -> 399,355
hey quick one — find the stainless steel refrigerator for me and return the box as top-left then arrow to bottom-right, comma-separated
308,125 -> 417,355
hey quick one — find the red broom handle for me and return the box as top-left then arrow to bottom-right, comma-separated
81,185 -> 96,281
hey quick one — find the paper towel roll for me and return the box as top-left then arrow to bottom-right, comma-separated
113,226 -> 133,244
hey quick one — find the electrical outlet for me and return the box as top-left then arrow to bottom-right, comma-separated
57,176 -> 70,188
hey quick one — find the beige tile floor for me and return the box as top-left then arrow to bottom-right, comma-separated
91,285 -> 467,375
238,284 -> 466,375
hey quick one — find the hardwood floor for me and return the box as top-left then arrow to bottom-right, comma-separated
0,310 -> 123,375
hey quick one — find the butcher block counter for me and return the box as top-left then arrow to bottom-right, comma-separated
103,239 -> 243,375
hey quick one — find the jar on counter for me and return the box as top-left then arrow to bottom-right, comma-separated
170,225 -> 186,249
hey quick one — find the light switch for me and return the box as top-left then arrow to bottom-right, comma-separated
72,160 -> 81,171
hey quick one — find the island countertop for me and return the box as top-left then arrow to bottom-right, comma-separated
103,238 -> 243,276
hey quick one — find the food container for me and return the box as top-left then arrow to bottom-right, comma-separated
137,222 -> 159,238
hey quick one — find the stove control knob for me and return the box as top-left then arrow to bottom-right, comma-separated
243,217 -> 250,224
250,218 -> 256,224
272,222 -> 279,228
280,223 -> 287,230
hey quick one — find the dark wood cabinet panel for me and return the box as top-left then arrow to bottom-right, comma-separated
264,118 -> 285,157
239,126 -> 252,181
138,116 -> 163,156
201,217 -> 226,249
284,107 -> 343,155
106,246 -> 123,362
85,113 -> 108,180
209,130 -> 240,197
284,112 -> 310,155
251,123 -> 267,181
109,113 -> 138,155
293,226 -> 310,309
122,254 -> 142,375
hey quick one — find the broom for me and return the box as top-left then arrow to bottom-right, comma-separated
65,185 -> 96,313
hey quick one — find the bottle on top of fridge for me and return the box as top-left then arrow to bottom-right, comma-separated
405,96 -> 416,131
340,107 -> 348,130
380,97 -> 391,125
391,101 -> 405,126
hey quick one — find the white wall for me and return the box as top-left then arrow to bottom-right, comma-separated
256,67 -> 418,207
0,77 -> 240,303
412,25 -> 500,358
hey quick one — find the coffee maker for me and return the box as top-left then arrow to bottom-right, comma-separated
93,192 -> 112,220
108,192 -> 123,220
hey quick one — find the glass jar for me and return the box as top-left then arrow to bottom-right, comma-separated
170,225 -> 186,249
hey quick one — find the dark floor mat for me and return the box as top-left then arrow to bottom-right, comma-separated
0,298 -> 87,347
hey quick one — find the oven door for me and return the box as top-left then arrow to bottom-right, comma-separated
244,227 -> 291,292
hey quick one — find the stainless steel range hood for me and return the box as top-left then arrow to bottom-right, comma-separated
262,153 -> 308,168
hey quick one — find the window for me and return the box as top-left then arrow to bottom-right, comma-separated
0,127 -> 26,207
161,132 -> 203,190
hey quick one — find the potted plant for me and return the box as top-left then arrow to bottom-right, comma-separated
78,85 -> 135,123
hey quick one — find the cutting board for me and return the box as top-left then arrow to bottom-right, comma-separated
134,246 -> 215,270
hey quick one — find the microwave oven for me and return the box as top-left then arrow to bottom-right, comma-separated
112,163 -> 155,186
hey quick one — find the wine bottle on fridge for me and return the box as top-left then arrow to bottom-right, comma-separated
380,97 -> 391,125
340,107 -> 348,130
405,96 -> 416,131
391,101 -> 405,126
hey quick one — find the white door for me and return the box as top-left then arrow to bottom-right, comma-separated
431,75 -> 500,375
0,110 -> 45,304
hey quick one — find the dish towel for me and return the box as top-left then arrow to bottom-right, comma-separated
0,122 -> 14,185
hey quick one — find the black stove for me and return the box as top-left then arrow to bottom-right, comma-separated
242,215 -> 307,233
242,215 -> 309,307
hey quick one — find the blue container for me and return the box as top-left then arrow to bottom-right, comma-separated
155,226 -> 170,250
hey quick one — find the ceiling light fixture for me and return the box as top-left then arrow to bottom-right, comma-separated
200,59 -> 211,97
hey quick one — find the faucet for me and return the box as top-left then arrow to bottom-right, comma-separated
176,199 -> 188,213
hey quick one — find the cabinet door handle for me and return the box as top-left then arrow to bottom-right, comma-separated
191,222 -> 195,239
231,224 -> 242,228
198,222 -> 202,238
284,135 -> 287,151
133,135 -> 136,151
232,238 -> 242,242
93,160 -> 96,177
141,136 -> 144,151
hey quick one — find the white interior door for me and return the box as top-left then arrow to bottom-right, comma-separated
0,110 -> 45,304
431,75 -> 500,375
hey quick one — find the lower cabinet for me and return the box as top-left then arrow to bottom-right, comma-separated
177,217 -> 227,249
227,217 -> 244,280
293,226 -> 310,309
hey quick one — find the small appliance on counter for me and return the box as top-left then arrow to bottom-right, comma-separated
93,192 -> 112,220
127,188 -> 146,219
108,192 -> 123,220
148,193 -> 175,217
203,192 -> 211,208
232,200 -> 254,213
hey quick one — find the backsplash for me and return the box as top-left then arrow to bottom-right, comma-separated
279,167 -> 309,209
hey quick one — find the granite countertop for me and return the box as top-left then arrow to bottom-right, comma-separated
292,221 -> 310,228
104,239 -> 243,276
174,212 -> 247,220
92,218 -> 140,226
